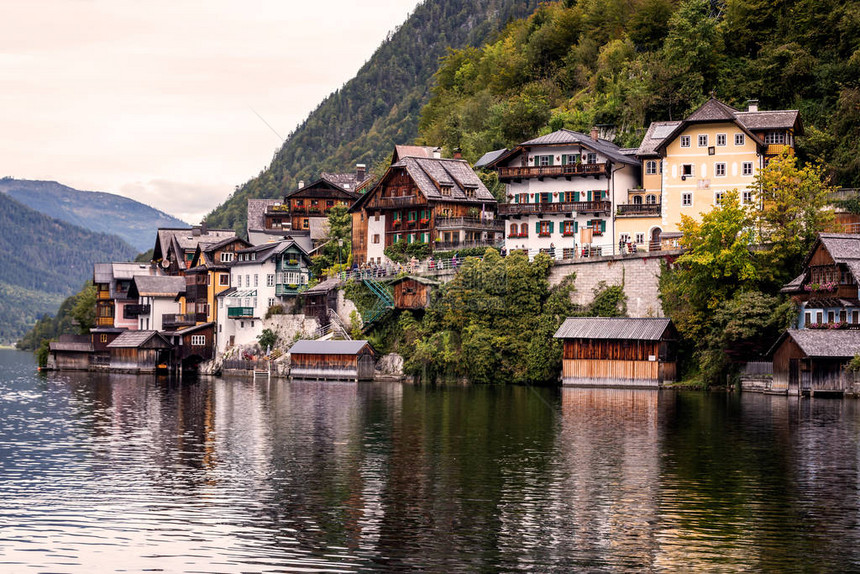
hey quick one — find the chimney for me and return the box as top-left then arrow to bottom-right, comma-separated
433,147 -> 442,159
192,226 -> 201,237
298,180 -> 305,189
590,127 -> 599,141
746,99 -> 759,112
200,220 -> 208,235
356,164 -> 366,182
453,147 -> 462,160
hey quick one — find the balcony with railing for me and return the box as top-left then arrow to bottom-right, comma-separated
162,313 -> 205,329
435,239 -> 502,250
435,217 -> 504,231
96,316 -> 115,327
227,306 -> 256,319
123,304 -> 151,319
497,162 -> 608,180
498,201 -> 611,216
372,195 -> 427,209
616,203 -> 661,217
276,283 -> 305,296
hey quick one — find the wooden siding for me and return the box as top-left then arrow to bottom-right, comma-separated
560,338 -> 676,387
394,279 -> 431,309
109,348 -> 164,373
352,211 -> 368,263
564,339 -> 662,361
290,352 -> 374,381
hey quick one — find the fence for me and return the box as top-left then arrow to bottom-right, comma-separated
223,359 -> 269,372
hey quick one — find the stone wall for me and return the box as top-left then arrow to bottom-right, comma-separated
548,251 -> 678,317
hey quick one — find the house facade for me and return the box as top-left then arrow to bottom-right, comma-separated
92,262 -> 164,332
182,236 -> 251,328
127,275 -> 186,332
152,225 -> 237,276
350,151 -> 500,264
216,240 -> 311,353
483,128 -> 640,259
621,98 -> 801,251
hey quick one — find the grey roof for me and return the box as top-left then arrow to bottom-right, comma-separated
247,199 -> 280,232
389,275 -> 441,287
93,263 -> 113,284
156,227 -> 237,270
289,339 -> 372,356
162,321 -> 214,337
399,156 -> 496,203
818,234 -> 860,261
780,272 -> 806,294
215,287 -> 237,299
517,129 -> 639,166
777,329 -> 860,358
132,275 -> 186,296
734,110 -> 800,130
232,240 -> 308,267
474,148 -> 508,169
284,178 -> 359,201
107,330 -> 171,349
320,171 -> 368,191
685,98 -> 739,122
554,317 -> 673,341
49,341 -> 93,352
636,121 -> 682,156
304,277 -> 341,294
393,145 -> 440,162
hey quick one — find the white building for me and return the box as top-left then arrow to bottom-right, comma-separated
216,240 -> 311,353
480,128 -> 640,258
127,275 -> 186,332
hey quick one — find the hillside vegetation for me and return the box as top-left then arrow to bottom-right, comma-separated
0,193 -> 138,343
0,178 -> 188,252
205,0 -> 543,235
418,0 -> 860,183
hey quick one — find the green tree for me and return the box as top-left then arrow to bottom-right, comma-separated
70,282 -> 97,334
258,329 -> 278,351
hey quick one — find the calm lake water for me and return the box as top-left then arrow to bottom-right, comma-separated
2,348 -> 860,572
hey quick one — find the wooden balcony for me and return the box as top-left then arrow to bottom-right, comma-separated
435,217 -> 504,231
498,201 -> 611,217
372,195 -> 427,209
227,306 -> 255,318
498,162 -> 608,180
123,304 -> 150,319
616,203 -> 661,217
435,239 -> 501,250
96,316 -> 114,327
162,313 -> 204,329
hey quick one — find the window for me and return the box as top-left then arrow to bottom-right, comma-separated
620,233 -> 630,243
441,185 -> 451,196
735,133 -> 745,146
646,194 -> 657,204
537,221 -> 554,236
716,134 -> 727,146
805,312 -> 811,326
509,223 -> 518,238
680,135 -> 691,147
562,220 -> 578,236
682,192 -> 692,207
698,134 -> 708,147
561,153 -> 580,165
266,274 -> 275,287
191,335 -> 206,346
742,162 -> 753,176
742,190 -> 753,205
682,164 -> 694,177
589,219 -> 606,235
100,334 -> 108,343
534,155 -> 553,166
635,233 -> 645,244
715,191 -> 725,206
268,298 -> 275,307
302,219 -> 309,229
646,160 -> 657,175
372,234 -> 380,244
715,163 -> 726,177
464,187 -> 476,199
585,153 -> 597,164
220,252 -> 234,263
326,200 -> 334,208
562,191 -> 579,203
764,132 -> 786,145
219,274 -> 230,286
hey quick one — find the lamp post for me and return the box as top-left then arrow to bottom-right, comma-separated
338,238 -> 343,267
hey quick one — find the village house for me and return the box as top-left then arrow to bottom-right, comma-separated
350,146 -> 500,264
163,322 -> 217,372
216,239 -> 312,353
151,224 -> 237,276
127,275 -> 186,332
625,98 -> 801,251
554,317 -> 678,387
182,235 -> 251,328
480,128 -> 640,259
769,330 -> 860,396
781,234 -> 860,329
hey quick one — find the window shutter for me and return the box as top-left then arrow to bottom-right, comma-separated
536,221 -> 541,234
600,220 -> 606,233
549,155 -> 554,166
561,155 -> 567,165
574,191 -> 580,202
574,221 -> 579,232
587,190 -> 592,202
549,221 -> 555,233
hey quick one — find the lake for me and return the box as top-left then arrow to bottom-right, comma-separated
1,348 -> 859,572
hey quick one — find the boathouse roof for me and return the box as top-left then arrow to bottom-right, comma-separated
289,340 -> 372,356
554,317 -> 674,341
107,330 -> 172,349
769,329 -> 860,358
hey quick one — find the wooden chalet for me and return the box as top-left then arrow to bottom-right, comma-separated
106,330 -> 173,374
289,339 -> 375,382
183,235 -> 251,326
301,277 -> 341,326
151,224 -> 237,276
554,317 -> 677,387
390,275 -> 439,310
278,178 -> 360,251
781,234 -> 860,329
46,335 -> 93,371
769,329 -> 860,396
350,149 -> 501,264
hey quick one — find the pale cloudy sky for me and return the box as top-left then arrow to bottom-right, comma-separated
0,0 -> 422,223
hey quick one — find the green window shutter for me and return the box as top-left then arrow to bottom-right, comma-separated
549,155 -> 554,166
600,220 -> 606,232
549,221 -> 555,233
574,191 -> 580,202
561,155 -> 567,165
574,221 -> 579,232
587,190 -> 592,202
536,221 -> 541,234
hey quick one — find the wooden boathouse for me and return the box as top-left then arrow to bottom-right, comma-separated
769,329 -> 860,396
390,275 -> 439,310
106,330 -> 173,374
554,317 -> 677,387
46,335 -> 93,371
288,340 -> 375,382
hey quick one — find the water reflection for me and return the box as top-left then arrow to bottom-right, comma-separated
2,349 -> 860,571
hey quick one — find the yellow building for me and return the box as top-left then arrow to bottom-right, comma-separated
615,98 -> 801,251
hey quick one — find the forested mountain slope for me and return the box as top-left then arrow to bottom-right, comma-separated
0,178 -> 188,252
418,0 -> 860,184
0,193 -> 138,343
205,0 -> 543,235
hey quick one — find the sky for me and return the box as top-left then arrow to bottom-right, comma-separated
0,0 -> 423,224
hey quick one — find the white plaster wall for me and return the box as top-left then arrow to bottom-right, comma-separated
150,297 -> 180,331
367,213 -> 387,263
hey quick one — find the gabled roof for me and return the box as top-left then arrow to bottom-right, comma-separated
289,339 -> 373,356
320,170 -> 368,191
554,317 -> 674,341
487,129 -> 639,168
107,330 -> 172,349
188,236 -> 250,269
303,277 -> 341,294
162,321 -> 215,337
247,198 -> 280,233
232,239 -> 309,267
153,227 -> 237,270
769,329 -> 860,358
685,98 -> 739,122
392,145 -> 441,163
284,178 -> 360,201
815,234 -> 860,262
734,110 -> 801,131
636,121 -> 682,156
474,148 -> 508,169
49,341 -> 93,352
129,275 -> 186,298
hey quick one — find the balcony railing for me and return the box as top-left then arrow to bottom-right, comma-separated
96,316 -> 114,327
162,313 -> 205,329
616,203 -> 661,216
123,304 -> 151,319
498,201 -> 611,216
435,217 -> 504,231
276,284 -> 304,296
227,307 -> 255,319
373,195 -> 426,208
435,239 -> 502,250
498,163 -> 608,180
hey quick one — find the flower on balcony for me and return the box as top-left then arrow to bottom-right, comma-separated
538,232 -> 551,237
420,218 -> 430,225
803,281 -> 837,292
392,220 -> 401,227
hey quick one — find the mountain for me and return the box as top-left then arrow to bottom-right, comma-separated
0,178 -> 188,253
0,192 -> 139,344
204,0 -> 543,235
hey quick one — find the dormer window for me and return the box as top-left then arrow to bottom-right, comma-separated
464,186 -> 476,199
220,252 -> 234,263
441,185 -> 452,196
